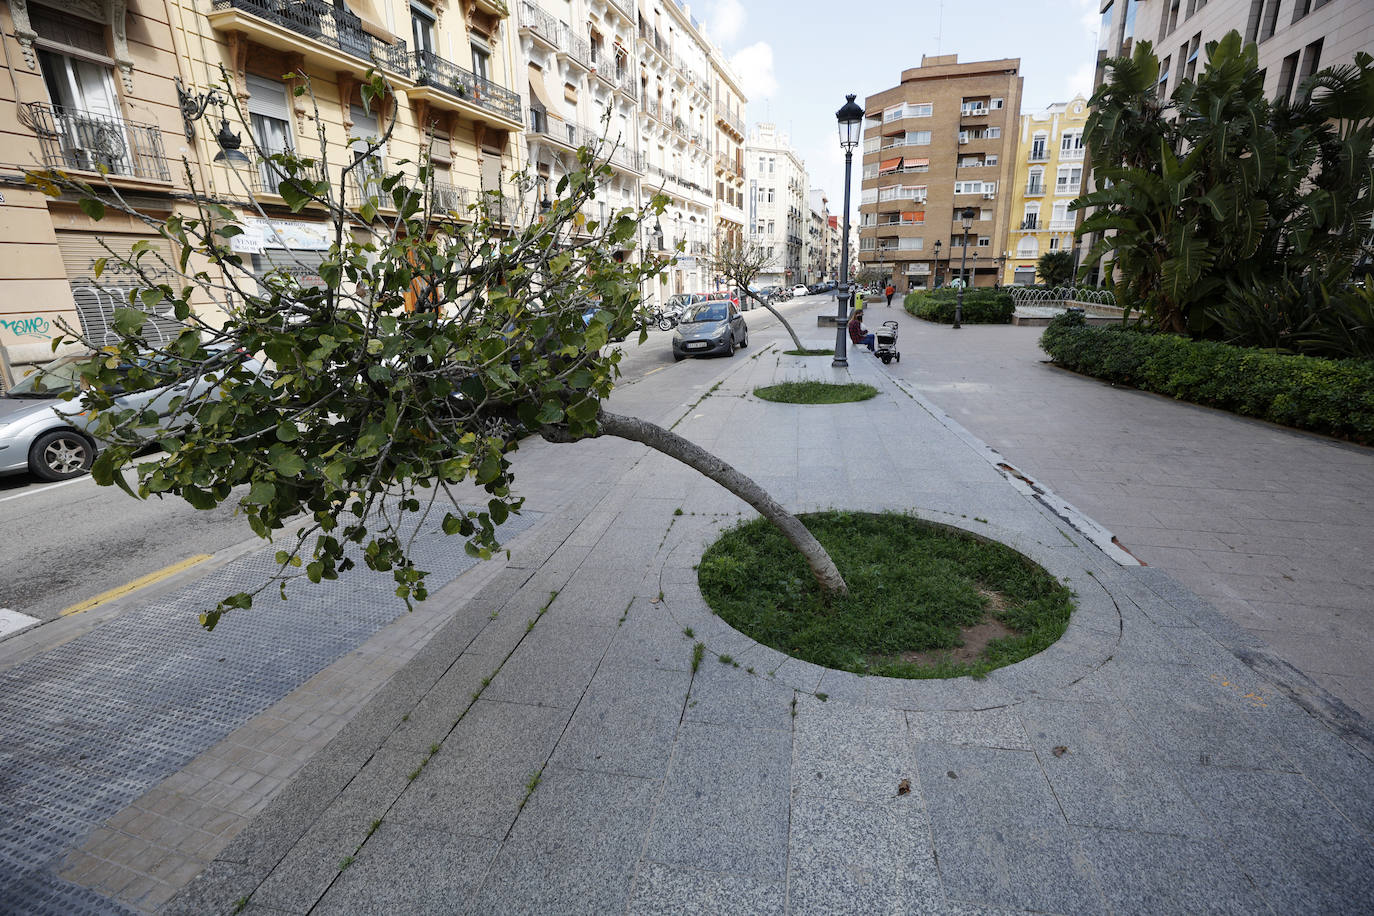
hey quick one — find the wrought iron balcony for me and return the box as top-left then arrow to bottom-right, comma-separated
605,0 -> 634,21
430,179 -> 468,213
1025,181 -> 1046,196
560,30 -> 591,69
615,68 -> 638,100
210,0 -> 411,74
518,1 -> 559,46
1027,150 -> 1050,162
23,102 -> 170,182
414,49 -> 521,123
1019,217 -> 1039,230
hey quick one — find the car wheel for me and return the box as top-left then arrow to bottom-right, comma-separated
674,353 -> 686,362
726,335 -> 736,357
29,429 -> 94,481
739,330 -> 748,348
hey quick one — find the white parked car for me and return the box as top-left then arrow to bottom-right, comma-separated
791,285 -> 810,297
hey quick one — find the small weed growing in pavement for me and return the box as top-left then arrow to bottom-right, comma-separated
718,654 -> 734,665
754,380 -> 878,404
525,618 -> 537,632
339,855 -> 354,870
691,642 -> 705,673
518,768 -> 544,813
697,511 -> 1074,680
745,666 -> 755,675
400,713 -> 409,722
674,507 -> 684,516
480,676 -> 492,688
232,898 -> 249,914
489,610 -> 499,619
366,818 -> 382,839
408,767 -> 422,781
815,692 -> 829,702
683,626 -> 694,638
790,696 -> 798,718
974,517 -> 989,524
429,743 -> 440,755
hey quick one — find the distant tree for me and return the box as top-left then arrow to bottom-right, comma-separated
1036,250 -> 1075,286
32,74 -> 848,626
854,266 -> 886,289
706,237 -> 806,350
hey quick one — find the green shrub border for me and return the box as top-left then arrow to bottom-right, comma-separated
904,288 -> 1014,324
1040,312 -> 1374,445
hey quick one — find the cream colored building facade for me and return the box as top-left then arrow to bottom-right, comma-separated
516,0 -> 641,244
1002,95 -> 1089,286
708,37 -> 745,264
0,0 -> 526,380
745,123 -> 807,289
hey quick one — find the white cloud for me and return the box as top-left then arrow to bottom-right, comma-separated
708,0 -> 746,45
1067,61 -> 1095,100
731,42 -> 777,101
1078,0 -> 1101,40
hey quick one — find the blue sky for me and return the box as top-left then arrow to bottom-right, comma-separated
698,0 -> 1102,221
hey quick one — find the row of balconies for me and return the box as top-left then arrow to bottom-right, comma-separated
1017,217 -> 1079,231
715,153 -> 744,180
212,0 -> 521,124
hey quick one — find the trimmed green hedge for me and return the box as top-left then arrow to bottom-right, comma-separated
1040,312 -> 1374,444
904,288 -> 1014,324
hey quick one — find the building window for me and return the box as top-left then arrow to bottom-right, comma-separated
1184,32 -> 1201,80
247,74 -> 294,191
990,98 -> 1003,110
1030,133 -> 1048,160
411,4 -> 435,56
1056,165 -> 1082,194
905,130 -> 931,146
1017,236 -> 1038,258
471,40 -> 491,82
985,126 -> 1000,139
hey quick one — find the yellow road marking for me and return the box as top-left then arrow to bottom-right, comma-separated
61,554 -> 213,616
644,366 -> 668,377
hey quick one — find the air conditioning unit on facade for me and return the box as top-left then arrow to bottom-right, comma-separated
983,192 -> 996,199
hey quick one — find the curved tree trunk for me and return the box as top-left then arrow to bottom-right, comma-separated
744,291 -> 807,352
545,409 -> 848,597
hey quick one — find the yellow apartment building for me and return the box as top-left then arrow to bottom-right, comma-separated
1002,95 -> 1088,286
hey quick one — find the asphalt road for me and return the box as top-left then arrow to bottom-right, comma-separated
0,294 -> 829,623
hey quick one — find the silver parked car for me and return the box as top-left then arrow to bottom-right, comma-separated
0,347 -> 262,481
671,298 -> 748,360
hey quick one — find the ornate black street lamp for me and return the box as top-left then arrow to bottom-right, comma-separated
932,238 -> 942,288
832,93 -> 864,368
954,206 -> 975,329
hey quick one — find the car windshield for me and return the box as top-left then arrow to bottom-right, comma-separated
684,302 -> 728,323
6,356 -> 86,397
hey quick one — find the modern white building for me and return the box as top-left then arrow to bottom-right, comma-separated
745,123 -> 808,289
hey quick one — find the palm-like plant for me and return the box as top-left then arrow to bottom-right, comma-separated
1077,33 -> 1374,349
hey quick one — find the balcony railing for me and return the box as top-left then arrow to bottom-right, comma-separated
23,102 -> 170,182
1060,147 -> 1085,160
414,49 -> 521,123
1055,182 -> 1082,195
615,67 -> 638,99
560,29 -> 591,68
1018,217 -> 1039,230
518,1 -> 559,45
211,0 -> 410,74
347,156 -> 388,208
1048,218 -> 1078,230
1025,182 -> 1046,196
1028,150 -> 1050,162
605,0 -> 634,20
430,179 -> 468,213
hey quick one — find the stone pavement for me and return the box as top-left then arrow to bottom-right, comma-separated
136,314 -> 1372,915
884,320 -> 1374,723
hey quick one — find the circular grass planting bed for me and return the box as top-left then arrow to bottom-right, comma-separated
754,380 -> 877,404
698,511 -> 1073,679
783,348 -> 835,356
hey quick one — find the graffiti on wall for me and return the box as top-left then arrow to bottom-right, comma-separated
0,316 -> 52,338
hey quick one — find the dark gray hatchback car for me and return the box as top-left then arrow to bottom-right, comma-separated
671,299 -> 748,360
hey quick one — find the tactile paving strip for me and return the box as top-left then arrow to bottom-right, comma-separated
0,509 -> 538,914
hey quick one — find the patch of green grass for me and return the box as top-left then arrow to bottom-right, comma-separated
754,380 -> 878,404
691,641 -> 705,673
697,511 -> 1074,680
783,348 -> 835,356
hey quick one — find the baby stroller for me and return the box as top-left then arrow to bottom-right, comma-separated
873,320 -> 900,364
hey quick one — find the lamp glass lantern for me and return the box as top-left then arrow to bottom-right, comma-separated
835,94 -> 864,151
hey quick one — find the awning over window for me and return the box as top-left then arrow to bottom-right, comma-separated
527,64 -> 563,121
878,157 -> 901,174
343,0 -> 397,42
901,211 -> 924,222
907,158 -> 929,167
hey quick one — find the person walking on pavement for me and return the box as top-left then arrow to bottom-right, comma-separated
884,282 -> 895,307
